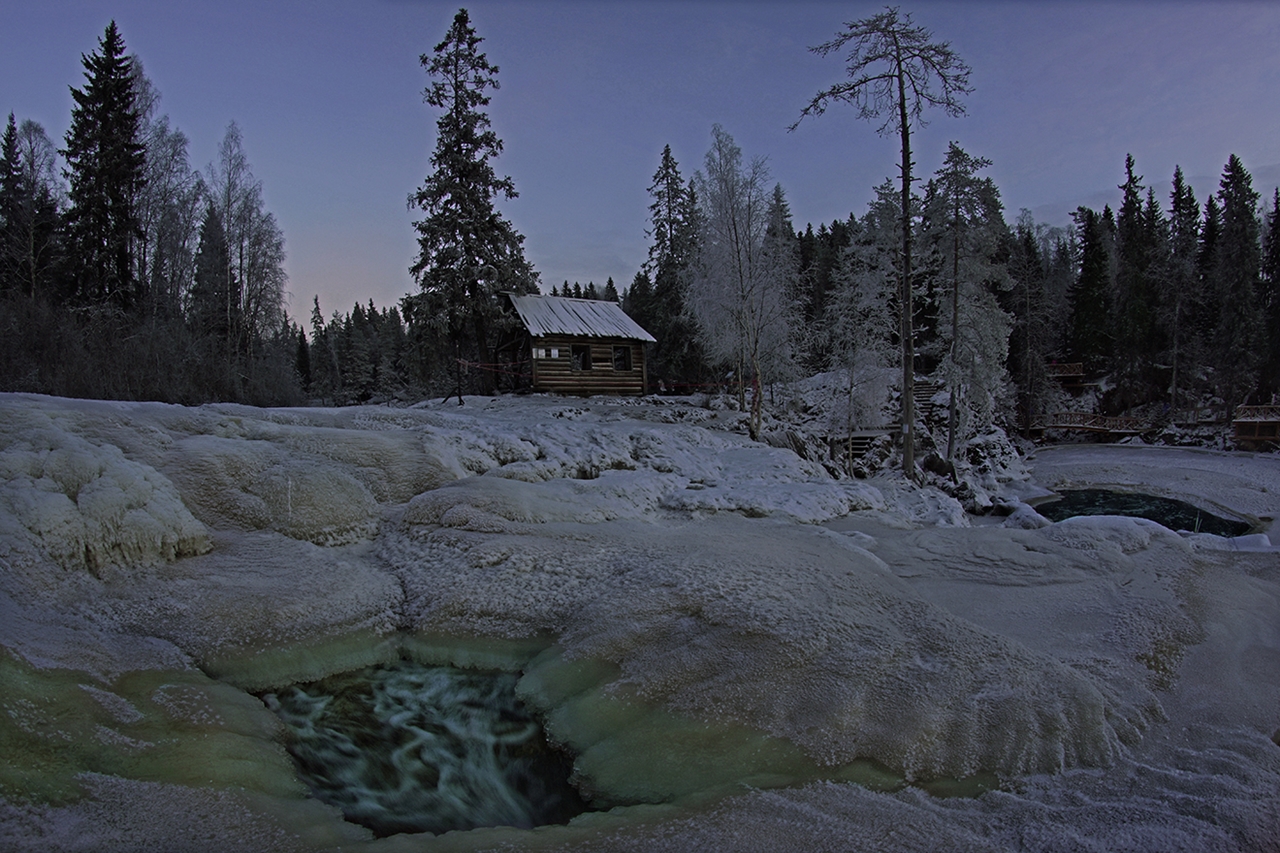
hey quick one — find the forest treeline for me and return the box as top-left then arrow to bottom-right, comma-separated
617,137 -> 1280,443
5,14 -> 1280,454
0,22 -> 299,404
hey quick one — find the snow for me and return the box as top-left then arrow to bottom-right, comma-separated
1,391 -> 1277,851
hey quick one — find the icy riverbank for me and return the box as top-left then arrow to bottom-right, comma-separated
1,393 -> 1277,851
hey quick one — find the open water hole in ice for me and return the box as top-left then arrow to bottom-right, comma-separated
1036,488 -> 1252,536
259,660 -> 587,838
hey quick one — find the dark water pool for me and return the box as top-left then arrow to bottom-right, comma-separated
261,660 -> 586,837
1036,489 -> 1252,537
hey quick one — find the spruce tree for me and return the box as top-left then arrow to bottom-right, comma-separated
1211,154 -> 1263,411
1260,189 -> 1280,400
1109,155 -> 1174,405
1197,194 -> 1222,352
62,21 -> 146,308
295,327 -> 312,394
642,145 -> 704,387
191,204 -> 236,394
406,8 -> 536,402
1069,206 -> 1115,376
922,142 -> 1010,454
0,115 -> 20,294
1166,166 -> 1200,407
623,270 -> 653,328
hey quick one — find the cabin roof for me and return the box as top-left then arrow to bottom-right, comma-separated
507,294 -> 656,342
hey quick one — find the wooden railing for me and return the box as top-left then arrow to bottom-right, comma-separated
1045,362 -> 1084,378
1038,411 -> 1147,433
1233,405 -> 1280,422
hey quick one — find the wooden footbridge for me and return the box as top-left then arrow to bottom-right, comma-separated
1036,411 -> 1148,435
1233,405 -> 1280,448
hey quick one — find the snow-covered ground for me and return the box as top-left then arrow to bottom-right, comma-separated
1,392 -> 1277,852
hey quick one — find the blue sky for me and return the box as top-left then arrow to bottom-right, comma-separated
4,1 -> 1280,325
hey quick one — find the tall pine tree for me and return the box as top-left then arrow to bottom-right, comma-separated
406,8 -> 535,401
1069,206 -> 1115,377
1211,154 -> 1263,411
1260,189 -> 1280,400
1165,166 -> 1200,407
62,21 -> 146,309
640,144 -> 704,388
922,142 -> 1010,456
794,7 -> 972,478
0,115 -> 21,294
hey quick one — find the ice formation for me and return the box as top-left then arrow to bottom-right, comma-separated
1,392 -> 1277,852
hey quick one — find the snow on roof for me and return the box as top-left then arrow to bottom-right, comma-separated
507,294 -> 656,342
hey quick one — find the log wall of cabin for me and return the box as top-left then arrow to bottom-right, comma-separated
530,334 -> 647,395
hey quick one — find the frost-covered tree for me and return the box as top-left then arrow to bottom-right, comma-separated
689,126 -> 798,439
793,6 -> 972,478
826,181 -> 901,449
796,217 -> 855,372
922,142 -> 1010,461
406,8 -> 536,402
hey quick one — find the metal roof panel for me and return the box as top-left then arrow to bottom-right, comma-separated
508,294 -> 656,342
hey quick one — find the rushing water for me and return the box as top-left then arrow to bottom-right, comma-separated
261,661 -> 586,837
1035,489 -> 1252,537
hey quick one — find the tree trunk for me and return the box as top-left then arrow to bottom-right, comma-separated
897,62 -> 916,481
946,199 -> 960,465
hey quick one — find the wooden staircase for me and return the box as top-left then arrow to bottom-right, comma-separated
912,379 -> 942,425
828,431 -> 893,462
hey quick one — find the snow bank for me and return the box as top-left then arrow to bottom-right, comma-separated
2,393 -> 1277,853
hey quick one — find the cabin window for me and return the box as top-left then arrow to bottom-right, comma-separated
612,345 -> 632,371
571,345 -> 592,371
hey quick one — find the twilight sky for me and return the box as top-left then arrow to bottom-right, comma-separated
4,1 -> 1280,326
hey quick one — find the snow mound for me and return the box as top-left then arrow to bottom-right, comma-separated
0,414 -> 209,573
1042,515 -> 1192,556
659,477 -> 884,522
1184,531 -> 1277,552
165,436 -> 378,546
1001,501 -> 1053,529
404,469 -> 674,529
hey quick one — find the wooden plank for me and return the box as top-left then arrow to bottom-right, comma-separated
529,334 -> 647,395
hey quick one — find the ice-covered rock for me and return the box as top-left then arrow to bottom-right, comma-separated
0,410 -> 209,574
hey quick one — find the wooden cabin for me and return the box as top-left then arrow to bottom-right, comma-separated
502,294 -> 656,396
